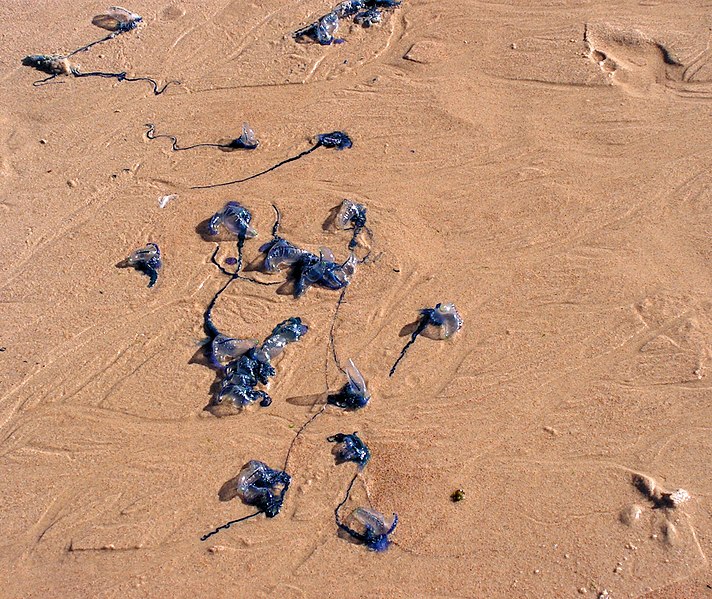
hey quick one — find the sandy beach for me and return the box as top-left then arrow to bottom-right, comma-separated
1,1 -> 711,597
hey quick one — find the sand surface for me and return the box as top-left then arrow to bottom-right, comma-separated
1,1 -> 711,597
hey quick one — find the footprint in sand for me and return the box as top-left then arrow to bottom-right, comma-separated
584,23 -> 683,96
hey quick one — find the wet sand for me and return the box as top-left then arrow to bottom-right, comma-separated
1,1 -> 711,597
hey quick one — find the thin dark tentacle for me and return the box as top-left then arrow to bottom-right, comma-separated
335,471 -> 359,522
121,75 -> 177,95
389,317 -> 428,377
328,288 -> 348,376
67,33 -> 117,56
191,144 -> 321,190
145,123 -> 229,151
200,510 -> 262,541
204,271 -> 237,339
334,471 -> 363,542
204,234 -> 246,338
271,204 -> 282,238
282,404 -> 327,472
32,74 -> 60,86
209,245 -> 234,277
74,71 -> 177,95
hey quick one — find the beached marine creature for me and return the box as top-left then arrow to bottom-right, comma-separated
327,432 -> 370,468
338,507 -> 398,552
255,232 -> 357,297
293,0 -> 401,45
207,201 -> 258,239
334,199 -> 368,249
209,334 -> 259,369
293,249 -> 357,297
389,302 -> 462,377
234,460 -> 291,517
327,358 -> 370,409
317,131 -> 353,150
202,202 -> 257,322
255,317 -> 308,364
191,131 -> 353,190
68,6 -> 143,56
145,122 -> 259,152
21,54 -> 175,94
92,6 -> 142,33
203,203 -> 279,292
316,12 -> 342,45
21,54 -> 73,78
118,242 -> 161,287
335,0 -> 366,18
354,8 -> 382,27
259,237 -> 304,273
293,10 -> 342,45
210,318 -> 308,411
200,460 -> 291,541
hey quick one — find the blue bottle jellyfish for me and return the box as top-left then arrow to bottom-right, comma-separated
354,8 -> 382,27
293,0 -> 401,44
334,199 -> 368,249
207,201 -> 258,238
316,12 -> 341,45
66,6 -> 142,57
316,131 -> 353,150
119,242 -> 162,288
210,317 -> 309,413
327,432 -> 370,469
337,507 -> 398,552
209,334 -> 259,370
327,358 -> 370,409
294,249 -> 357,297
259,237 -> 304,273
389,302 -> 462,377
200,460 -> 291,541
234,460 -> 291,517
334,0 -> 365,18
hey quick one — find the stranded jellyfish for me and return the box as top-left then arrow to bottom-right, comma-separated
200,460 -> 291,541
389,302 -> 462,377
118,242 -> 162,288
337,507 -> 398,552
327,431 -> 370,469
209,317 -> 309,413
293,0 -> 401,45
334,199 -> 368,249
327,358 -> 370,409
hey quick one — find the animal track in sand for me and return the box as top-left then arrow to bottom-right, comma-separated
584,23 -> 683,96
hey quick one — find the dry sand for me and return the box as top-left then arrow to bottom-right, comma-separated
1,1 -> 711,597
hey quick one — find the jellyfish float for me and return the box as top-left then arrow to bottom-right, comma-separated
327,358 -> 370,409
208,317 -> 309,414
389,302 -> 462,377
69,6 -> 143,56
333,199 -> 368,250
337,507 -> 398,552
118,242 -> 162,288
200,460 -> 291,541
293,0 -> 402,45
